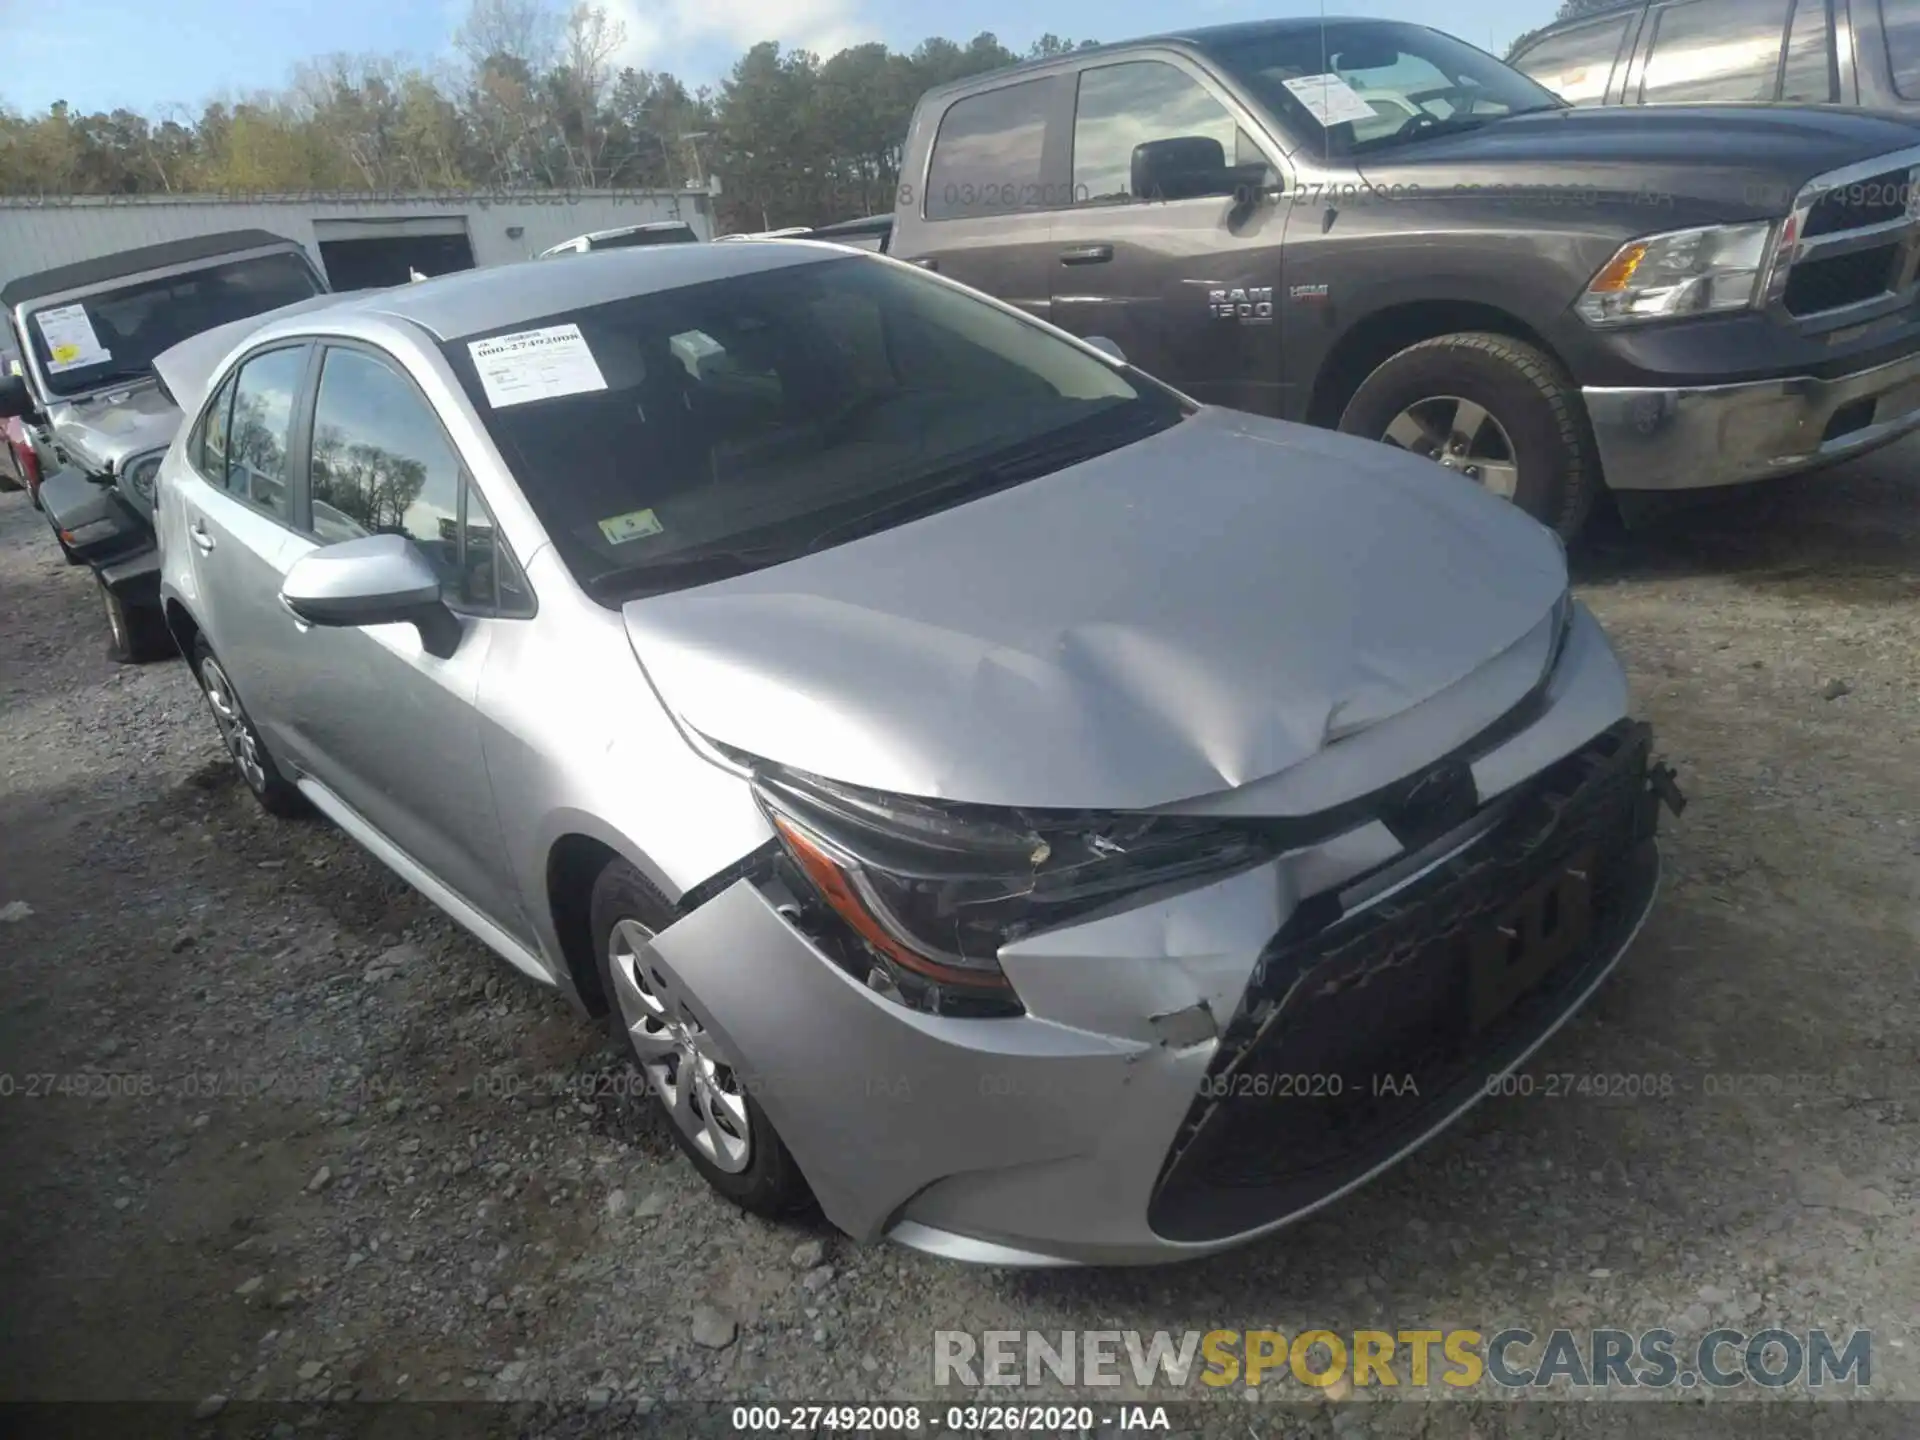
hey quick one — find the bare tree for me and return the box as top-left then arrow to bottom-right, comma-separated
551,3 -> 626,185
453,0 -> 561,74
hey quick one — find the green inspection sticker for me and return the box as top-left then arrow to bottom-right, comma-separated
598,508 -> 664,545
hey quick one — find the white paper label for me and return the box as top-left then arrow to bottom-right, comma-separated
597,508 -> 663,545
467,324 -> 607,408
36,303 -> 112,373
1282,73 -> 1383,128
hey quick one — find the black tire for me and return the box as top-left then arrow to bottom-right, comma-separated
1338,330 -> 1600,540
98,576 -> 176,665
589,857 -> 813,1220
189,634 -> 308,818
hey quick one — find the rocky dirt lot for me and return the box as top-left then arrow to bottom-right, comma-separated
0,456 -> 1916,1436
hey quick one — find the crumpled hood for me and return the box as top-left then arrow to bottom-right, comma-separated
50,382 -> 180,474
621,408 -> 1567,811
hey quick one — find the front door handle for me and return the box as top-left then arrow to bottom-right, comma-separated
188,519 -> 215,553
1059,244 -> 1113,265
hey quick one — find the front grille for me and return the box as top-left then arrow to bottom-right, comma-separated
1783,246 -> 1900,316
1802,166 -> 1913,237
1148,721 -> 1662,1244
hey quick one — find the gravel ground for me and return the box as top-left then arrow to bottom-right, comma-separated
0,459 -> 1916,1434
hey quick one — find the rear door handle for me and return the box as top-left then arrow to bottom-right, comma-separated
188,519 -> 215,552
1059,244 -> 1113,265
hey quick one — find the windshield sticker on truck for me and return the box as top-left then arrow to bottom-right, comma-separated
598,508 -> 664,545
467,323 -> 607,408
1281,73 -> 1381,129
36,303 -> 112,373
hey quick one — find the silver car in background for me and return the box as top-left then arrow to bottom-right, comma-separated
152,242 -> 1678,1265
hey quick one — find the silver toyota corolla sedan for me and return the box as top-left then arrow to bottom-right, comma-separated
152,242 -> 1679,1266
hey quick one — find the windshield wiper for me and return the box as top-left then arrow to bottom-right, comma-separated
582,540 -> 800,600
803,408 -> 1171,555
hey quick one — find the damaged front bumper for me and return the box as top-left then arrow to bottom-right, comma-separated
635,608 -> 1675,1265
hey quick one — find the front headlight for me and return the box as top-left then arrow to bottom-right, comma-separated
121,450 -> 163,511
752,766 -> 1281,1013
1575,220 -> 1774,327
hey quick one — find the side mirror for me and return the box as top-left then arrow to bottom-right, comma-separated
0,371 -> 36,421
1083,335 -> 1126,364
1131,136 -> 1276,207
280,534 -> 459,656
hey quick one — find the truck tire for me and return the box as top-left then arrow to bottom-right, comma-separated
98,575 -> 175,665
589,856 -> 814,1221
1338,331 -> 1599,540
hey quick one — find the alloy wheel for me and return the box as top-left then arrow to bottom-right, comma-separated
1381,395 -> 1519,499
607,918 -> 752,1173
199,656 -> 268,794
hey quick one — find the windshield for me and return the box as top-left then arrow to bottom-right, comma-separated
1197,21 -> 1566,159
27,251 -> 323,399
444,256 -> 1186,598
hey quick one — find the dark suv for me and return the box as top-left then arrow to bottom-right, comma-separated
886,16 -> 1920,536
1511,0 -> 1920,112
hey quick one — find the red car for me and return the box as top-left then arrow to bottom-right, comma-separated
1,414 -> 43,507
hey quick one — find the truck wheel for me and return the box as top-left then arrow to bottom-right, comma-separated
190,634 -> 308,817
99,576 -> 176,665
1338,331 -> 1599,540
589,857 -> 814,1221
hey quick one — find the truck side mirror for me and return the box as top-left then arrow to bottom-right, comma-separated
1132,136 -> 1232,201
0,371 -> 35,421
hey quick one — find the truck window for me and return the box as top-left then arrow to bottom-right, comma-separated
1780,0 -> 1836,102
925,79 -> 1055,220
1640,0 -> 1793,104
1883,0 -> 1920,99
1510,14 -> 1635,106
1071,61 -> 1249,203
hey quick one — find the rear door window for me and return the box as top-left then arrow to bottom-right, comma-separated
1639,0 -> 1793,103
1780,0 -> 1836,103
223,346 -> 307,523
1510,14 -> 1637,105
1883,0 -> 1920,98
925,78 -> 1056,219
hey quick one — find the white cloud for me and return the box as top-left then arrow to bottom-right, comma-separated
600,0 -> 879,69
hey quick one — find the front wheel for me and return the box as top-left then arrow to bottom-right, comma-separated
191,635 -> 307,817
1338,331 -> 1600,540
589,858 -> 813,1219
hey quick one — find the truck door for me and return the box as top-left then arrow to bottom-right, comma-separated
1047,56 -> 1290,417
901,73 -> 1073,320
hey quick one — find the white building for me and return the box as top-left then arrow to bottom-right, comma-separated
0,190 -> 717,292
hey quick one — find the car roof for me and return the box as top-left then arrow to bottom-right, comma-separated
918,16 -> 1428,99
299,242 -> 847,344
1,230 -> 303,309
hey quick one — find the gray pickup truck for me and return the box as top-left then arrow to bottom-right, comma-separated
0,230 -> 328,659
885,15 -> 1920,536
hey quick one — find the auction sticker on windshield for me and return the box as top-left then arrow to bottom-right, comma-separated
1282,73 -> 1381,128
468,323 -> 607,408
36,304 -> 113,373
598,508 -> 663,545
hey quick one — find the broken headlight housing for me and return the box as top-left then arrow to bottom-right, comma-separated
119,448 -> 164,519
751,767 -> 1282,1014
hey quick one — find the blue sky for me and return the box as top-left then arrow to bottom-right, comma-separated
0,0 -> 1561,116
